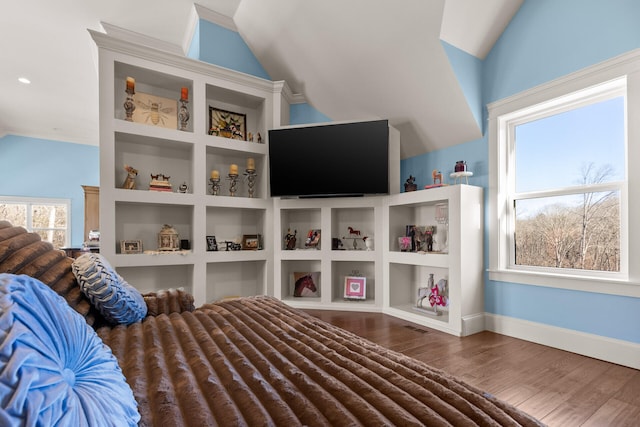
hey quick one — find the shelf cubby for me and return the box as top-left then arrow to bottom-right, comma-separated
114,131 -> 194,192
279,259 -> 322,301
205,84 -> 266,139
114,61 -> 193,133
331,207 -> 374,251
279,208 -> 321,251
205,146 -> 266,199
205,261 -> 266,302
387,262 -> 449,321
205,206 -> 266,248
114,201 -> 193,254
116,264 -> 194,295
331,260 -> 376,304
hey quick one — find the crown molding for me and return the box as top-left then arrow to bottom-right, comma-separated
90,30 -> 278,94
273,81 -> 306,105
99,22 -> 184,56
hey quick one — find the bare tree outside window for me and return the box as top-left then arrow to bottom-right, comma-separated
515,163 -> 620,272
0,198 -> 69,249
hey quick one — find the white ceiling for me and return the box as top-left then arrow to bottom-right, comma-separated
0,0 -> 522,158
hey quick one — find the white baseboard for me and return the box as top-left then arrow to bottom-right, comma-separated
484,313 -> 640,370
462,312 -> 486,336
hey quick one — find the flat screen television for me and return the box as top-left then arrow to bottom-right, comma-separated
268,120 -> 389,198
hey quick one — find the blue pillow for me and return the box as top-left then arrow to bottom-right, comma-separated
71,254 -> 147,325
0,273 -> 140,426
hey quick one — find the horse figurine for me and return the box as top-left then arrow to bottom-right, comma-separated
347,226 -> 361,236
122,165 -> 138,190
432,169 -> 443,185
293,273 -> 317,297
416,287 -> 430,308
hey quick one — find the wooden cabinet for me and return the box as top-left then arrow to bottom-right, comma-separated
82,185 -> 99,240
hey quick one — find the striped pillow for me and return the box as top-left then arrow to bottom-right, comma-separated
72,254 -> 147,325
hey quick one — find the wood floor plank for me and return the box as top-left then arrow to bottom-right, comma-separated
581,398 -> 640,427
305,309 -> 640,427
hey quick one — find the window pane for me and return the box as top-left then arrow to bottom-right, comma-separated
0,203 -> 27,227
34,229 -> 66,249
515,97 -> 625,193
514,191 -> 620,272
31,204 -> 67,228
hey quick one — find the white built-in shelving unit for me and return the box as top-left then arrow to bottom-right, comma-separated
383,185 -> 484,336
273,197 -> 385,312
92,30 -> 292,306
93,31 -> 484,337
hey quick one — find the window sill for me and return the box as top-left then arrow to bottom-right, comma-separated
487,269 -> 640,298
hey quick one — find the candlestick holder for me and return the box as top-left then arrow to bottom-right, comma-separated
209,177 -> 221,195
244,168 -> 257,198
124,88 -> 135,121
227,174 -> 239,197
178,99 -> 189,131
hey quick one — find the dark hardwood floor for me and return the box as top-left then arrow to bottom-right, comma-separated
305,309 -> 640,427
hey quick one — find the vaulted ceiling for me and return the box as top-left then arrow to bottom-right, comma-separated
0,0 -> 522,158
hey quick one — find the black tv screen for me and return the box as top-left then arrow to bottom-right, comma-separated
268,120 -> 389,198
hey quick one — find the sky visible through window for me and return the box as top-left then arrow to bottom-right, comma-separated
514,96 -> 625,215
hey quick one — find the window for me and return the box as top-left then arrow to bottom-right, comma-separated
511,89 -> 625,274
0,197 -> 70,249
488,52 -> 640,295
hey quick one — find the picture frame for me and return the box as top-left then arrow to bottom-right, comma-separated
206,236 -> 218,251
344,276 -> 366,300
121,240 -> 142,254
132,92 -> 178,129
398,236 -> 412,252
208,106 -> 246,140
305,229 -> 321,248
242,234 -> 262,250
292,272 -> 320,297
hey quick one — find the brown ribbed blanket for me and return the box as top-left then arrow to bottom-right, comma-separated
0,220 -> 544,426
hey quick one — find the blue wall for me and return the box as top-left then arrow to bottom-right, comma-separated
441,41 -> 483,132
290,103 -> 332,125
189,19 -> 271,80
0,135 -> 99,246
402,0 -> 640,344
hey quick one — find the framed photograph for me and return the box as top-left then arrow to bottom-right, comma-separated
242,234 -> 262,250
305,229 -> 321,248
209,106 -> 246,140
344,276 -> 366,300
132,92 -> 178,129
121,240 -> 142,254
292,272 -> 320,297
206,236 -> 218,251
398,236 -> 412,252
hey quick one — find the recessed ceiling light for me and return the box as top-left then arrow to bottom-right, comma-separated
18,77 -> 31,84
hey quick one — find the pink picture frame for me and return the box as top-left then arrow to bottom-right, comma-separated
344,276 -> 366,300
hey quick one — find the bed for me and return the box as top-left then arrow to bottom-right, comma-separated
0,220 -> 544,426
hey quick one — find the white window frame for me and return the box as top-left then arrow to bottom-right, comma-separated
488,50 -> 640,298
0,196 -> 71,248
